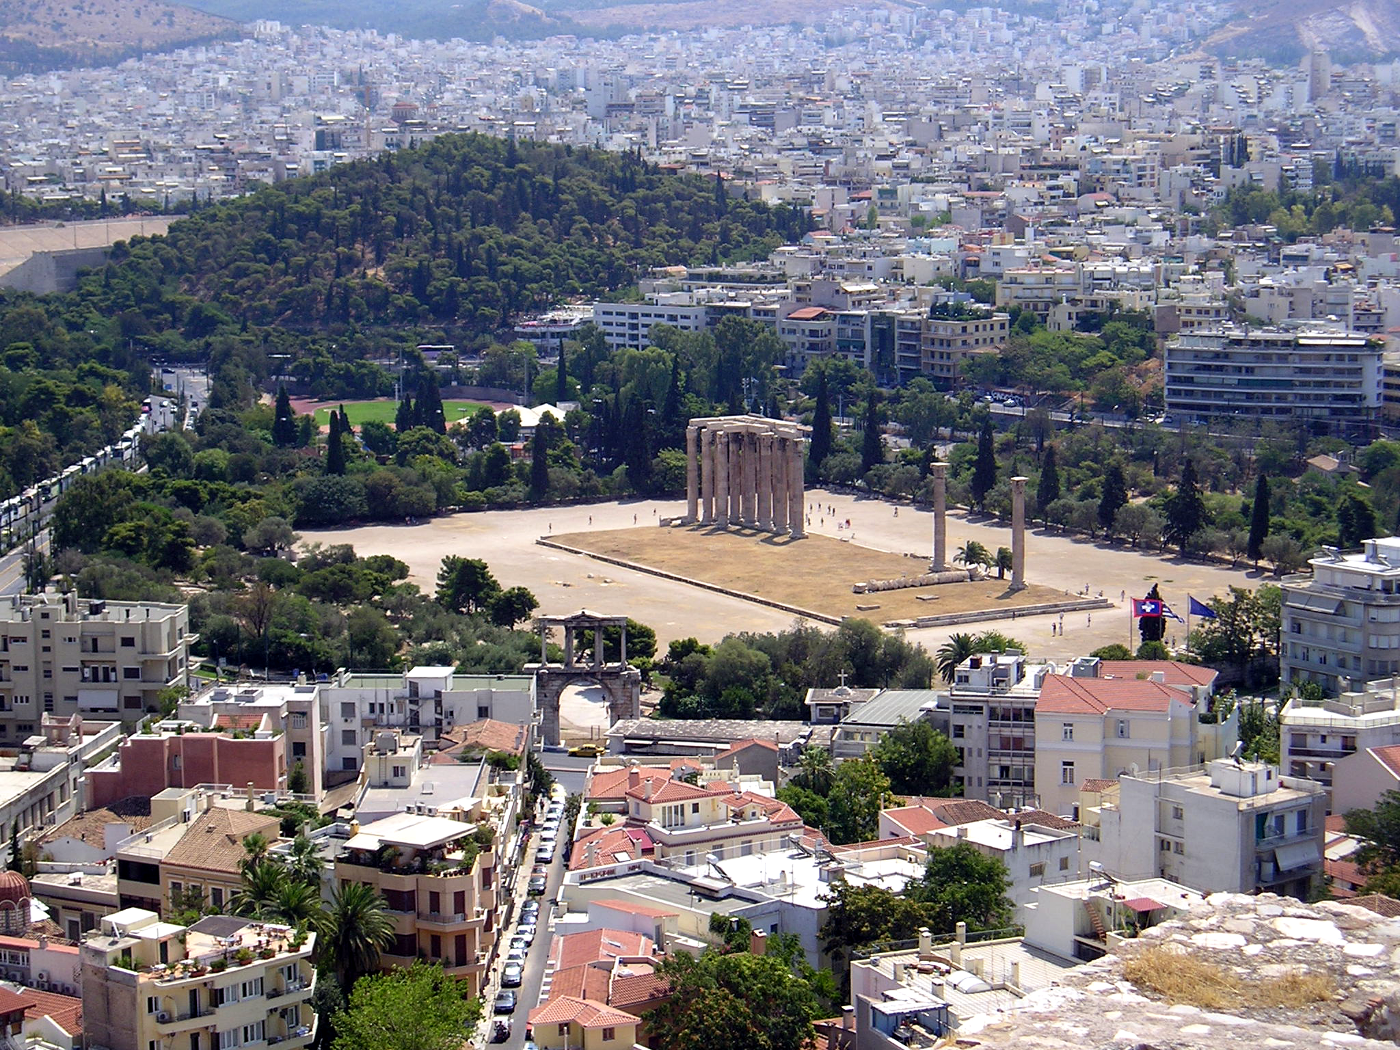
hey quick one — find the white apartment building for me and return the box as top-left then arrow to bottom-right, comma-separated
1280,538 -> 1400,695
1280,676 -> 1400,803
0,594 -> 192,739
321,667 -> 533,775
1163,326 -> 1383,426
1091,759 -> 1326,899
939,652 -> 1051,808
592,296 -> 707,350
926,817 -> 1081,921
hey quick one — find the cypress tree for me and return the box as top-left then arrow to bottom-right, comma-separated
971,418 -> 997,512
418,373 -> 446,434
809,367 -> 833,477
1139,582 -> 1166,644
529,424 -> 550,501
1098,463 -> 1128,532
1247,474 -> 1270,565
1036,444 -> 1060,520
272,385 -> 297,447
326,410 -> 346,475
395,396 -> 414,434
554,350 -> 569,405
1164,459 -> 1207,555
860,391 -> 883,475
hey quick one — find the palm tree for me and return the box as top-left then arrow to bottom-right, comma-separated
271,880 -> 322,928
994,546 -> 1013,579
231,860 -> 285,919
240,832 -> 270,873
316,881 -> 394,988
796,746 -> 834,795
953,540 -> 991,568
936,632 -> 979,683
285,833 -> 321,889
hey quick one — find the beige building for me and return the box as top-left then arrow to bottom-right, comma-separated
526,995 -> 641,1050
332,808 -> 501,993
82,909 -> 316,1050
0,594 -> 193,741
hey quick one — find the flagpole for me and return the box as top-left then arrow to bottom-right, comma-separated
1185,604 -> 1191,658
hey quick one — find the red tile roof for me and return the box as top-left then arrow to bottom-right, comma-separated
528,996 -> 639,1029
608,970 -> 668,1009
1079,779 -> 1118,793
786,306 -> 830,321
0,987 -> 32,1018
1095,661 -> 1218,688
434,719 -> 528,762
18,987 -> 81,1036
882,806 -> 947,836
1035,675 -> 1185,715
569,827 -> 654,871
551,929 -> 655,971
549,964 -> 611,1003
1014,809 -> 1080,831
1350,893 -> 1400,918
213,713 -> 266,731
1368,745 -> 1400,779
586,762 -> 699,802
626,778 -> 715,805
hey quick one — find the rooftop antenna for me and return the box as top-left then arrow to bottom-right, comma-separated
1229,739 -> 1244,767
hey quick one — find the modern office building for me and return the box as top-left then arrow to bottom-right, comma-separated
1163,325 -> 1383,427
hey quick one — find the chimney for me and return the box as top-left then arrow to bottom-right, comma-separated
956,825 -> 968,839
1150,671 -> 1166,684
628,765 -> 641,790
1009,960 -> 1021,988
749,929 -> 766,956
246,782 -> 255,811
643,779 -> 654,800
918,927 -> 932,959
841,1006 -> 854,1032
950,941 -> 962,967
955,921 -> 967,944
1012,818 -> 1023,849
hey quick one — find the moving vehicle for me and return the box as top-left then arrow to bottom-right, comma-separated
568,743 -> 605,757
492,1019 -> 512,1043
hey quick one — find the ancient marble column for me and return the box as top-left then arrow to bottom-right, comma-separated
700,428 -> 715,525
742,431 -> 758,526
931,462 -> 948,571
757,432 -> 774,531
716,431 -> 730,527
772,435 -> 789,534
1010,475 -> 1028,591
685,425 -> 699,523
788,436 -> 806,538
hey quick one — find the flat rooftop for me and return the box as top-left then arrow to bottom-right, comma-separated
344,811 -> 475,851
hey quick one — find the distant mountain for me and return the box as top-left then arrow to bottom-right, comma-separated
1202,0 -> 1400,63
0,0 -> 239,70
176,0 -> 582,41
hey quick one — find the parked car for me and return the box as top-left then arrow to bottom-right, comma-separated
506,945 -> 526,965
528,874 -> 547,895
501,962 -> 524,988
568,743 -> 605,757
535,844 -> 556,864
494,990 -> 517,1013
510,935 -> 529,955
517,923 -> 537,945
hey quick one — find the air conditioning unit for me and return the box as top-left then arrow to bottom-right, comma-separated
34,971 -> 47,983
157,1012 -> 170,1023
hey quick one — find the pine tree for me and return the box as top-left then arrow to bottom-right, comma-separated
272,385 -> 297,447
1164,459 -> 1207,555
326,410 -> 346,475
809,367 -> 833,478
860,391 -> 883,475
1036,445 -> 1060,520
971,418 -> 997,512
1098,463 -> 1128,532
1247,474 -> 1270,565
395,397 -> 414,434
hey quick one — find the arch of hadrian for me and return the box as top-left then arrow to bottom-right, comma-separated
681,416 -> 808,538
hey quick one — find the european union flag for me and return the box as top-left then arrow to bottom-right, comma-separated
1188,595 -> 1216,620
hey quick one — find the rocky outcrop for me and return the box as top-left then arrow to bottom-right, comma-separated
959,893 -> 1400,1049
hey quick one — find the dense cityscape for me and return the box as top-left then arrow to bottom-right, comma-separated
0,0 -> 1397,1049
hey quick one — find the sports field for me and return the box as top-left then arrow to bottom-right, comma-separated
311,399 -> 489,428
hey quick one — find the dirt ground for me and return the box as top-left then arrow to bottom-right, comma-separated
552,525 -> 1068,624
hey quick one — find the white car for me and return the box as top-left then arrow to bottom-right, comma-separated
517,923 -> 536,945
506,945 -> 526,965
536,844 -> 557,864
540,827 -> 559,843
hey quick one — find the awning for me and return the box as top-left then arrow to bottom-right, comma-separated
77,688 -> 120,711
1285,594 -> 1342,614
1121,897 -> 1165,913
1276,840 -> 1322,872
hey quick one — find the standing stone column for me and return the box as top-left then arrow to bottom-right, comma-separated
1010,476 -> 1028,591
700,428 -> 715,525
757,432 -> 774,531
716,432 -> 731,527
772,435 -> 789,534
742,431 -> 757,526
729,428 -> 744,525
931,462 -> 948,571
787,435 -> 806,538
685,425 -> 699,524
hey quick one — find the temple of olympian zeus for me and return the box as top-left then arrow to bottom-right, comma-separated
681,416 -> 808,538
925,463 -> 1029,593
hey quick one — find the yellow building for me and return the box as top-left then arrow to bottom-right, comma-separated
527,995 -> 641,1050
332,808 -> 500,992
80,908 -> 316,1050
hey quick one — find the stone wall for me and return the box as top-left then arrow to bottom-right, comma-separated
958,893 -> 1400,1049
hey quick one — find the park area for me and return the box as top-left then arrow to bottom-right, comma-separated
298,398 -> 490,429
549,525 -> 1069,625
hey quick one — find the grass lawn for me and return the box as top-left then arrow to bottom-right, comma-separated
313,400 -> 488,428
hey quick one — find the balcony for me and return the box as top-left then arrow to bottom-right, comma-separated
416,911 -> 468,929
155,1009 -> 216,1032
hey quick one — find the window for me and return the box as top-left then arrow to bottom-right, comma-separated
290,714 -> 306,730
1061,723 -> 1073,741
291,742 -> 306,759
952,725 -> 965,739
1116,719 -> 1130,739
602,1028 -> 616,1042
342,757 -> 356,771
240,978 -> 262,999
172,754 -> 182,771
1171,805 -> 1184,820
1059,856 -> 1070,871
392,765 -> 406,778
691,803 -> 700,814
170,881 -> 183,896
1297,810 -> 1309,833
211,888 -> 223,908
1028,862 -> 1045,877
213,986 -> 238,1008
341,729 -> 356,746
124,667 -> 142,679
340,702 -> 355,719
217,1031 -> 239,1050
1060,761 -> 1075,785
477,706 -> 489,719
121,636 -> 136,647
147,995 -> 161,1014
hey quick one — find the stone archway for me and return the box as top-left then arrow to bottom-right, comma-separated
526,610 -> 641,747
